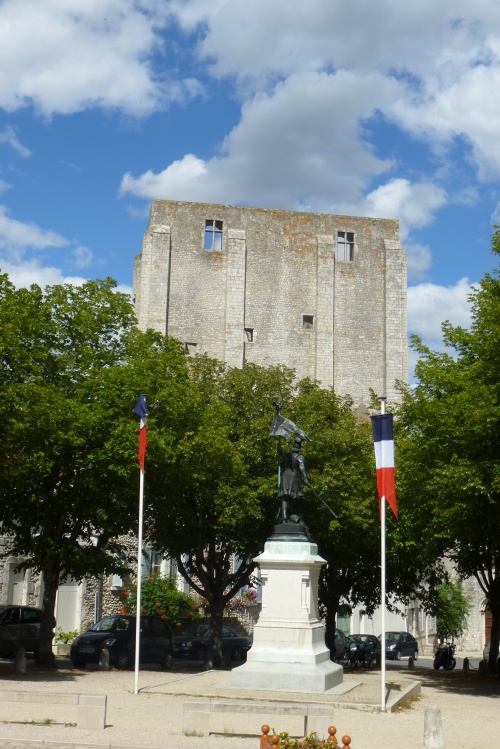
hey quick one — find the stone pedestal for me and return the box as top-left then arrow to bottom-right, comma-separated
231,524 -> 343,692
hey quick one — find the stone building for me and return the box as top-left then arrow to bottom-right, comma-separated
134,200 -> 407,406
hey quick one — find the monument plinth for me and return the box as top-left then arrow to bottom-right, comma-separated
231,525 -> 343,692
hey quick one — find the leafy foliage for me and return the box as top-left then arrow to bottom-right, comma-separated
435,581 -> 471,641
122,575 -> 200,626
0,273 -> 190,665
395,227 -> 500,672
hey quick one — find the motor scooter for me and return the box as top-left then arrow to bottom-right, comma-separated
433,641 -> 456,670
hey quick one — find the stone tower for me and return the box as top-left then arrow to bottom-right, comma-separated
134,200 -> 407,404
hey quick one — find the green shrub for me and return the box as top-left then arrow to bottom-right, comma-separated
121,575 -> 200,626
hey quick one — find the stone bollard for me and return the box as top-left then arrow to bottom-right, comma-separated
99,648 -> 110,671
463,657 -> 470,670
424,707 -> 444,748
14,646 -> 27,673
408,656 -> 415,669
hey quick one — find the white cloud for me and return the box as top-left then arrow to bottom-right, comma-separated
0,257 -> 87,289
0,126 -> 31,156
0,0 -> 197,117
73,246 -> 94,269
0,179 -> 11,194
121,70 -> 400,209
407,277 -> 474,382
0,205 -> 68,251
407,278 -> 473,344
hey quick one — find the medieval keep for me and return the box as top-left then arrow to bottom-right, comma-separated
133,200 -> 408,406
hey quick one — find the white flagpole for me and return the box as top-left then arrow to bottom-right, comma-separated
380,397 -> 387,712
134,465 -> 144,695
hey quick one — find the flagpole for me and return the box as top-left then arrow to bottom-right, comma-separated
134,466 -> 144,695
133,394 -> 149,697
380,397 -> 387,712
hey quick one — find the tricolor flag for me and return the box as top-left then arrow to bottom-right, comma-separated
371,413 -> 398,519
133,394 -> 149,471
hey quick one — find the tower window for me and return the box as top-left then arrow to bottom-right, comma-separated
204,219 -> 223,250
337,231 -> 354,261
302,315 -> 314,330
244,327 -> 254,342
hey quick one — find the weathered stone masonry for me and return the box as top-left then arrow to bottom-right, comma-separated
134,200 -> 407,406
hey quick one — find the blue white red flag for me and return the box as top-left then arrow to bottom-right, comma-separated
370,413 -> 398,519
133,394 -> 149,471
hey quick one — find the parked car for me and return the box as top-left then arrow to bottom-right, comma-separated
379,631 -> 418,660
173,623 -> 252,661
70,614 -> 174,670
347,634 -> 381,666
0,605 -> 42,657
332,628 -> 350,661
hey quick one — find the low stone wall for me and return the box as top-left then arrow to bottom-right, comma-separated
0,690 -> 106,730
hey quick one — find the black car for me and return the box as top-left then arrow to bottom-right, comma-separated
347,634 -> 381,666
174,624 -> 252,661
70,614 -> 174,670
332,628 -> 350,660
379,631 -> 419,660
0,605 -> 42,657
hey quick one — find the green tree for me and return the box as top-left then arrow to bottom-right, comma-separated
0,274 -> 190,666
123,575 -> 200,626
145,358 -> 294,667
434,581 -> 471,642
397,227 -> 500,673
275,380 -> 382,647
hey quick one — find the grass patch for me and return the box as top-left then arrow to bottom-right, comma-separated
393,695 -> 422,712
1,718 -> 77,727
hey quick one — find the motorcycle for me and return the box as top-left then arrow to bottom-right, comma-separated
433,641 -> 456,670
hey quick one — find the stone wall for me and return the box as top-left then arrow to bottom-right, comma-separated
134,201 -> 407,407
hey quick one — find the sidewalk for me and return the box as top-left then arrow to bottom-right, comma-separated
0,657 -> 499,749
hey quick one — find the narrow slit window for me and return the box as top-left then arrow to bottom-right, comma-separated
337,231 -> 354,261
244,327 -> 254,342
302,314 -> 314,330
204,219 -> 223,250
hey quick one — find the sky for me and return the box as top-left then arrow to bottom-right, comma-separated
1,0 -> 500,377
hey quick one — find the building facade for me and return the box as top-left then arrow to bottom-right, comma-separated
134,201 -> 407,406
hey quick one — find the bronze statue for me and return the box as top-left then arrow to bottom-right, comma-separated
269,400 -> 337,527
270,401 -> 311,524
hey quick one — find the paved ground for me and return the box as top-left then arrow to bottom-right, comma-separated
0,655 -> 499,749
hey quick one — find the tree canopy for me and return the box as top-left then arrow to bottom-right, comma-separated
0,274 -> 189,665
396,227 -> 500,672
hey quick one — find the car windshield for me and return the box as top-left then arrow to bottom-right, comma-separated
90,617 -> 131,633
177,624 -> 210,637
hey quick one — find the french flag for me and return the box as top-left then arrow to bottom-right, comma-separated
133,394 -> 149,471
371,413 -> 398,519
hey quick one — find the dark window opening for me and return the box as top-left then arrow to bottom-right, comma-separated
244,327 -> 254,342
184,342 -> 198,356
337,231 -> 354,261
302,315 -> 314,330
204,219 -> 223,250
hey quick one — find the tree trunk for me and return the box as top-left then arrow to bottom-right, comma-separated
487,598 -> 500,675
35,563 -> 59,668
207,600 -> 225,669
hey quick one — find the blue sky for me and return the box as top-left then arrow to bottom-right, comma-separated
1,0 -> 500,373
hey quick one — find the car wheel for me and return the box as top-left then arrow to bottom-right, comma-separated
116,649 -> 132,669
395,649 -> 401,661
413,649 -> 418,661
340,647 -> 349,663
71,657 -> 86,669
160,650 -> 174,670
232,646 -> 244,662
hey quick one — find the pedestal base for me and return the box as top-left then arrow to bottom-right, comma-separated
230,532 -> 343,693
231,657 -> 343,692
